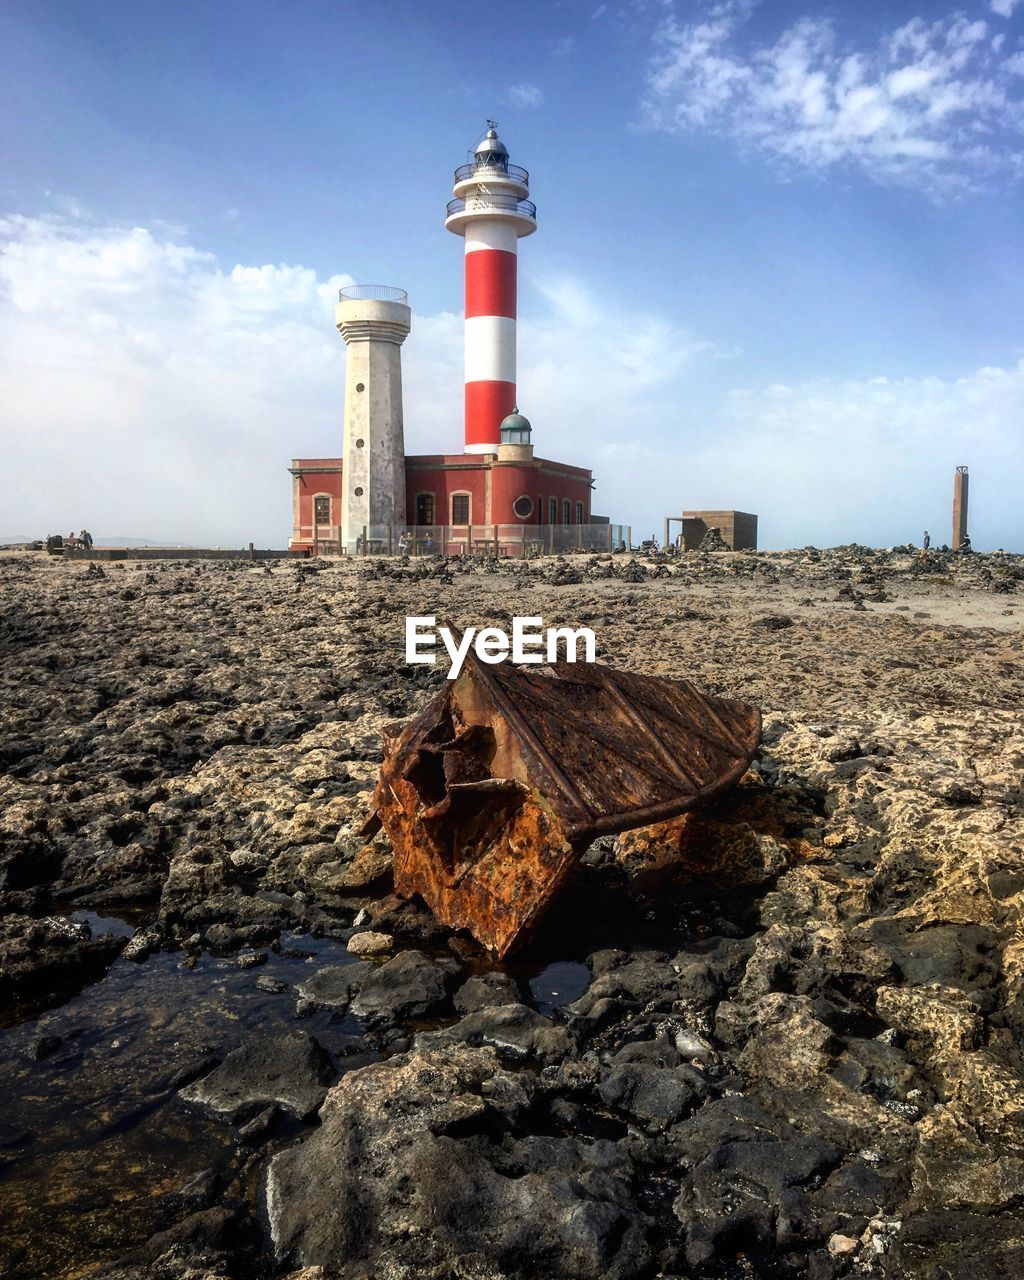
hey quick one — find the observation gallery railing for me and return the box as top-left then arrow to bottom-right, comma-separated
337,284 -> 409,303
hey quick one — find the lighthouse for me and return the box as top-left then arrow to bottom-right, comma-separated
290,124 -> 607,556
445,122 -> 537,454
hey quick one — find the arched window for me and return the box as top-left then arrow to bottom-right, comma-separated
313,495 -> 331,526
450,492 -> 471,524
563,499 -> 571,525
548,496 -> 557,525
576,501 -> 584,525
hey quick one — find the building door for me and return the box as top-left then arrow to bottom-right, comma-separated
415,493 -> 435,526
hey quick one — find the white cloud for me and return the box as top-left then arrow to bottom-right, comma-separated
508,82 -> 544,108
518,279 -> 1023,550
1,212 -> 1021,550
990,0 -> 1021,17
683,362 -> 1024,548
523,275 -> 711,401
0,212 -> 707,544
643,2 -> 1024,194
0,213 -> 352,545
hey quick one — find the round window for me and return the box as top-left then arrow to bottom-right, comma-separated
355,438 -> 365,448
354,486 -> 364,497
512,495 -> 534,520
355,382 -> 365,392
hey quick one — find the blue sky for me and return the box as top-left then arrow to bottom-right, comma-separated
1,0 -> 1022,548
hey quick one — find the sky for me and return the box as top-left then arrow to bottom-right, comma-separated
0,0 -> 1022,550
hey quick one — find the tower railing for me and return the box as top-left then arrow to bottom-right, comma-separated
454,162 -> 529,185
446,196 -> 536,219
338,284 -> 409,303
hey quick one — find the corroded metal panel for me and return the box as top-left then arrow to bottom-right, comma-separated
365,653 -> 761,956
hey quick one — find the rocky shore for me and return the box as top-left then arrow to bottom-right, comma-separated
1,545 -> 1022,1279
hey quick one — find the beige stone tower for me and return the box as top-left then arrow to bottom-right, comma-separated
952,465 -> 969,550
336,285 -> 411,554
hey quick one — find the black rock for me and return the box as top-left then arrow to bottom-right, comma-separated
351,949 -> 457,1024
170,1051 -> 220,1089
809,1156 -> 910,1239
416,1002 -> 575,1066
365,894 -> 453,947
675,1133 -> 842,1266
863,919 -> 1000,994
599,1058 -> 706,1132
237,1104 -> 281,1144
567,951 -> 678,1019
178,1030 -> 335,1121
254,974 -> 289,994
88,1185 -> 260,1279
295,960 -> 374,1010
28,1033 -> 62,1060
266,1046 -> 655,1279
886,1208 -> 1024,1278
0,914 -> 126,1011
454,970 -> 522,1014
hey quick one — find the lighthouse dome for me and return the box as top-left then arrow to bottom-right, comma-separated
500,407 -> 532,444
474,123 -> 510,169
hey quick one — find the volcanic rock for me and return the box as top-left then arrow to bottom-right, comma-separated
454,970 -> 522,1013
295,961 -> 374,1011
4,547 -> 1024,1277
416,1002 -> 574,1066
0,913 -> 126,1009
350,949 -> 457,1024
266,1046 -> 655,1279
179,1030 -> 335,1121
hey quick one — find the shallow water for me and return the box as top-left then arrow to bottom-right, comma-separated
0,920 -> 372,1280
0,917 -> 593,1279
527,959 -> 591,1017
71,909 -> 139,938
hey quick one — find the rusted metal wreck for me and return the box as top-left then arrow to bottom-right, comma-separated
363,652 -> 761,956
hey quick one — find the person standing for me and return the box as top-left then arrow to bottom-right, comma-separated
922,531 -> 930,550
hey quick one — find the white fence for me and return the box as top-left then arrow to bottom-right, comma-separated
309,523 -> 632,558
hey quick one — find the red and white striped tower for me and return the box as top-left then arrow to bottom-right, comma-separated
445,122 -> 537,454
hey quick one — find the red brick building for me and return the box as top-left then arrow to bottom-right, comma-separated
289,411 -> 596,554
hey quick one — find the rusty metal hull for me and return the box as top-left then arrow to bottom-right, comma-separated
366,655 -> 761,956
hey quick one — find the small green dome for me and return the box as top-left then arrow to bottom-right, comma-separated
500,406 -> 532,434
